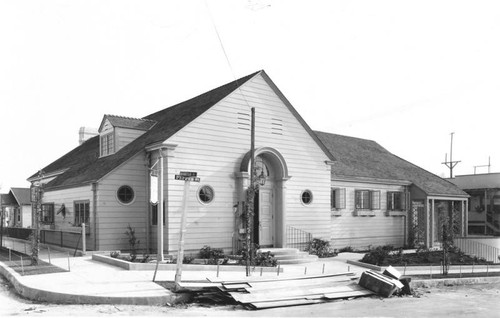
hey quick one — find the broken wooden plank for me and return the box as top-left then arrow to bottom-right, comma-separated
176,281 -> 222,289
228,282 -> 365,303
248,298 -> 326,309
207,272 -> 356,284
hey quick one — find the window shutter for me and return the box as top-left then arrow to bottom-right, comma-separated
371,191 -> 380,210
402,191 -> 409,211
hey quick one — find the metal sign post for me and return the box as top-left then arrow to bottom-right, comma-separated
174,172 -> 200,291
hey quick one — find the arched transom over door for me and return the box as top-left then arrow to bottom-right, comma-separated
240,147 -> 290,248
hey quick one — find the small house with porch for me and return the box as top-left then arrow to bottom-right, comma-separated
448,173 -> 500,236
0,188 -> 32,228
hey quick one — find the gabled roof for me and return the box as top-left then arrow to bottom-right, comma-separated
10,188 -> 31,205
98,115 -> 157,132
315,131 -> 468,197
29,71 -> 261,189
1,193 -> 16,206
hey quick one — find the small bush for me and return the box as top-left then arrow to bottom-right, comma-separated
338,246 -> 354,253
360,245 -> 394,266
254,251 -> 277,267
306,238 -> 336,258
199,245 -> 224,259
110,251 -> 121,258
237,243 -> 277,267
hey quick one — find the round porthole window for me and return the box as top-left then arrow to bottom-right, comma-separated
198,185 -> 214,204
301,190 -> 313,205
117,185 -> 134,204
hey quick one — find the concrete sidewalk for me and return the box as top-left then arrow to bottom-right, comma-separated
0,238 -> 369,305
1,238 -> 500,306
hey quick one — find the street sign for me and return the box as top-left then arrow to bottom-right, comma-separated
179,171 -> 197,177
175,175 -> 200,182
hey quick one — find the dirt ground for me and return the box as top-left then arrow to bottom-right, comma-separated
1,274 -> 499,317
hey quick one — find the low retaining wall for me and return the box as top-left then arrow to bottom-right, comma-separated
92,254 -> 284,273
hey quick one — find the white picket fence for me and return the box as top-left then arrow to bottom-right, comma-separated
453,237 -> 500,263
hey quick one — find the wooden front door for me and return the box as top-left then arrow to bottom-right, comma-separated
259,187 -> 273,246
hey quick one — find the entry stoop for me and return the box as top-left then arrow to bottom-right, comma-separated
258,247 -> 319,265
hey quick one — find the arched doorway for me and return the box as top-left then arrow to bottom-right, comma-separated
238,147 -> 290,248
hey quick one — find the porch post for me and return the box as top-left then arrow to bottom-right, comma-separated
428,199 -> 435,248
157,150 -> 164,262
145,142 -> 177,262
464,200 -> 469,236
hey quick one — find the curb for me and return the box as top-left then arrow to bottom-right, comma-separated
346,259 -> 382,271
0,261 -> 190,305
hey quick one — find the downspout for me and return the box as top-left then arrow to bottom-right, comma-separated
91,182 -> 98,251
145,153 -> 151,253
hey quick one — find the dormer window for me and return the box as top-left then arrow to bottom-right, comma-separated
98,114 -> 157,158
100,132 -> 115,156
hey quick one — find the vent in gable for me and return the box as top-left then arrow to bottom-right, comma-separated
271,118 -> 284,135
237,112 -> 251,131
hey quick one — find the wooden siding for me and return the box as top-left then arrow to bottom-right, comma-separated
330,180 -> 406,249
97,152 -> 149,252
42,185 -> 94,250
21,205 -> 32,228
163,73 -> 332,253
115,127 -> 147,152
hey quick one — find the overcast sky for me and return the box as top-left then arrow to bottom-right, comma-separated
1,0 -> 499,191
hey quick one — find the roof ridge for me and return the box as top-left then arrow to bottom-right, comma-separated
105,114 -> 157,122
314,130 -> 378,144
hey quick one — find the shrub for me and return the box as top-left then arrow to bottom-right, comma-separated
237,243 -> 277,267
125,224 -> 140,262
338,246 -> 354,253
306,238 -> 336,258
199,245 -> 225,259
360,245 -> 394,266
254,251 -> 277,267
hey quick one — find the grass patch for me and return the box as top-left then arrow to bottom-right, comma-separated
0,247 -> 68,276
360,245 -> 493,267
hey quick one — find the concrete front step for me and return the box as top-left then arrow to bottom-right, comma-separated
258,247 -> 319,265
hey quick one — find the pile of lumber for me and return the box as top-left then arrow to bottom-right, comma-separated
175,272 -> 374,309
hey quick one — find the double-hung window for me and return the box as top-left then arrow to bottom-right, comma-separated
355,190 -> 380,210
387,192 -> 406,211
41,203 -> 54,224
100,133 -> 114,156
74,201 -> 90,226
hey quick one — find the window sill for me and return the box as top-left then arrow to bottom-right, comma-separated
331,210 -> 342,216
354,210 -> 375,217
385,210 -> 407,217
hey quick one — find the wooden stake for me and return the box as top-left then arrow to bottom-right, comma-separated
20,256 -> 24,275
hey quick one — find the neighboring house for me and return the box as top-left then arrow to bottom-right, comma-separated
447,173 -> 500,236
0,188 -> 32,228
315,133 -> 469,249
27,70 -> 468,255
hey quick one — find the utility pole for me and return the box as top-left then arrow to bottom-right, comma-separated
474,156 -> 491,174
30,170 -> 44,266
442,132 -> 460,178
